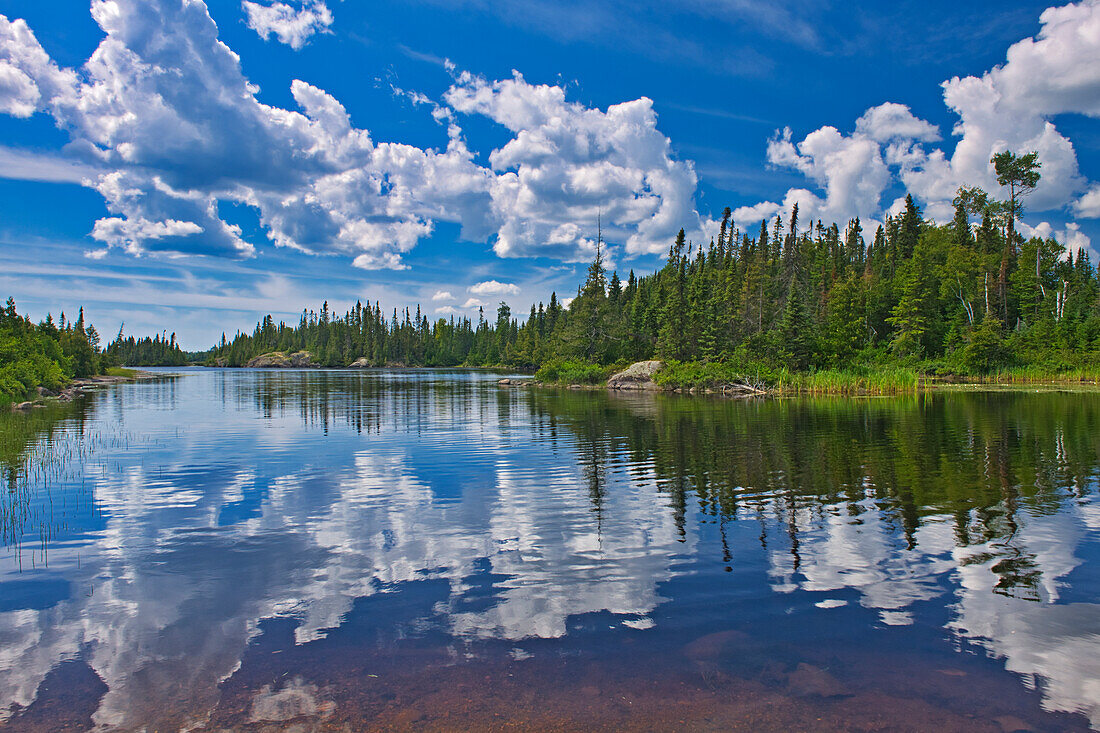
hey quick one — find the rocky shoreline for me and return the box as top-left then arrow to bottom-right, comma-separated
10,371 -> 161,411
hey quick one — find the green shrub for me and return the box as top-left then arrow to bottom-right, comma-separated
535,359 -> 614,385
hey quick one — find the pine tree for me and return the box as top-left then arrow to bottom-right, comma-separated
777,284 -> 815,371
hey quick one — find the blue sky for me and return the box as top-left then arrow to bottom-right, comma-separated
2,0 -> 1099,348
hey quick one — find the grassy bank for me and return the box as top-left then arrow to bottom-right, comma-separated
771,366 -> 921,395
981,365 -> 1100,384
653,360 -> 921,395
103,367 -> 140,378
535,360 -> 624,385
535,357 -> 1100,396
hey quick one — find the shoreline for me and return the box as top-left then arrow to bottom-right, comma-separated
9,369 -> 164,411
108,363 -> 1100,398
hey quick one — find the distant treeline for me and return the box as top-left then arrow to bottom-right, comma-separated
0,299 -> 104,404
106,330 -> 190,367
209,182 -> 1100,377
205,297 -> 560,367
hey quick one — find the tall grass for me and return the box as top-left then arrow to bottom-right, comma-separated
535,359 -> 619,385
535,357 -> 1100,395
654,360 -> 920,395
772,366 -> 921,395
984,364 -> 1100,384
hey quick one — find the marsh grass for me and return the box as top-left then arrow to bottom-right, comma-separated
773,366 -> 922,395
654,360 -> 920,395
0,404 -> 137,569
538,357 -> 1100,395
104,367 -> 140,378
535,360 -> 621,385
985,365 -> 1100,384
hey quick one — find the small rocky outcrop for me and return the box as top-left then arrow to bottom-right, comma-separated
246,351 -> 313,368
348,357 -> 371,368
607,360 -> 663,391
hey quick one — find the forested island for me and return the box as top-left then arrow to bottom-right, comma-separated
6,154 -> 1100,403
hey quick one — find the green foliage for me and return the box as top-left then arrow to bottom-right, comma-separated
0,299 -> 80,404
654,360 -> 754,390
773,366 -> 921,395
957,317 -> 1009,374
992,151 -> 1042,199
777,285 -> 816,370
534,360 -> 617,385
0,330 -> 68,404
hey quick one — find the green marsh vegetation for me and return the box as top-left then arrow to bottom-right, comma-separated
0,400 -> 98,568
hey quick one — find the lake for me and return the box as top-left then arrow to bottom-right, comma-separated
1,369 -> 1099,731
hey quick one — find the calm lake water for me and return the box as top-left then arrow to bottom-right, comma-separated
1,369 -> 1100,731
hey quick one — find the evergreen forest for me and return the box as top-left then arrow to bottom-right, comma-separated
0,298 -> 105,404
208,163 -> 1100,384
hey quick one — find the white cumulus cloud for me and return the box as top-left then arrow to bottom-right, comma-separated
92,216 -> 204,252
854,102 -> 940,143
1075,184 -> 1100,218
242,0 -> 332,50
445,70 -> 705,260
469,280 -> 520,296
1019,220 -> 1092,259
734,120 -> 896,230
0,3 -> 705,270
431,290 -> 453,301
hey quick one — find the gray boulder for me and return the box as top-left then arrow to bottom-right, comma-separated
246,351 -> 313,368
607,360 -> 663,390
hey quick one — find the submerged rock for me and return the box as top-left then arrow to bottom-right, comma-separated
607,360 -> 663,391
993,715 -> 1036,732
246,351 -> 313,368
683,629 -> 750,660
785,663 -> 849,698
